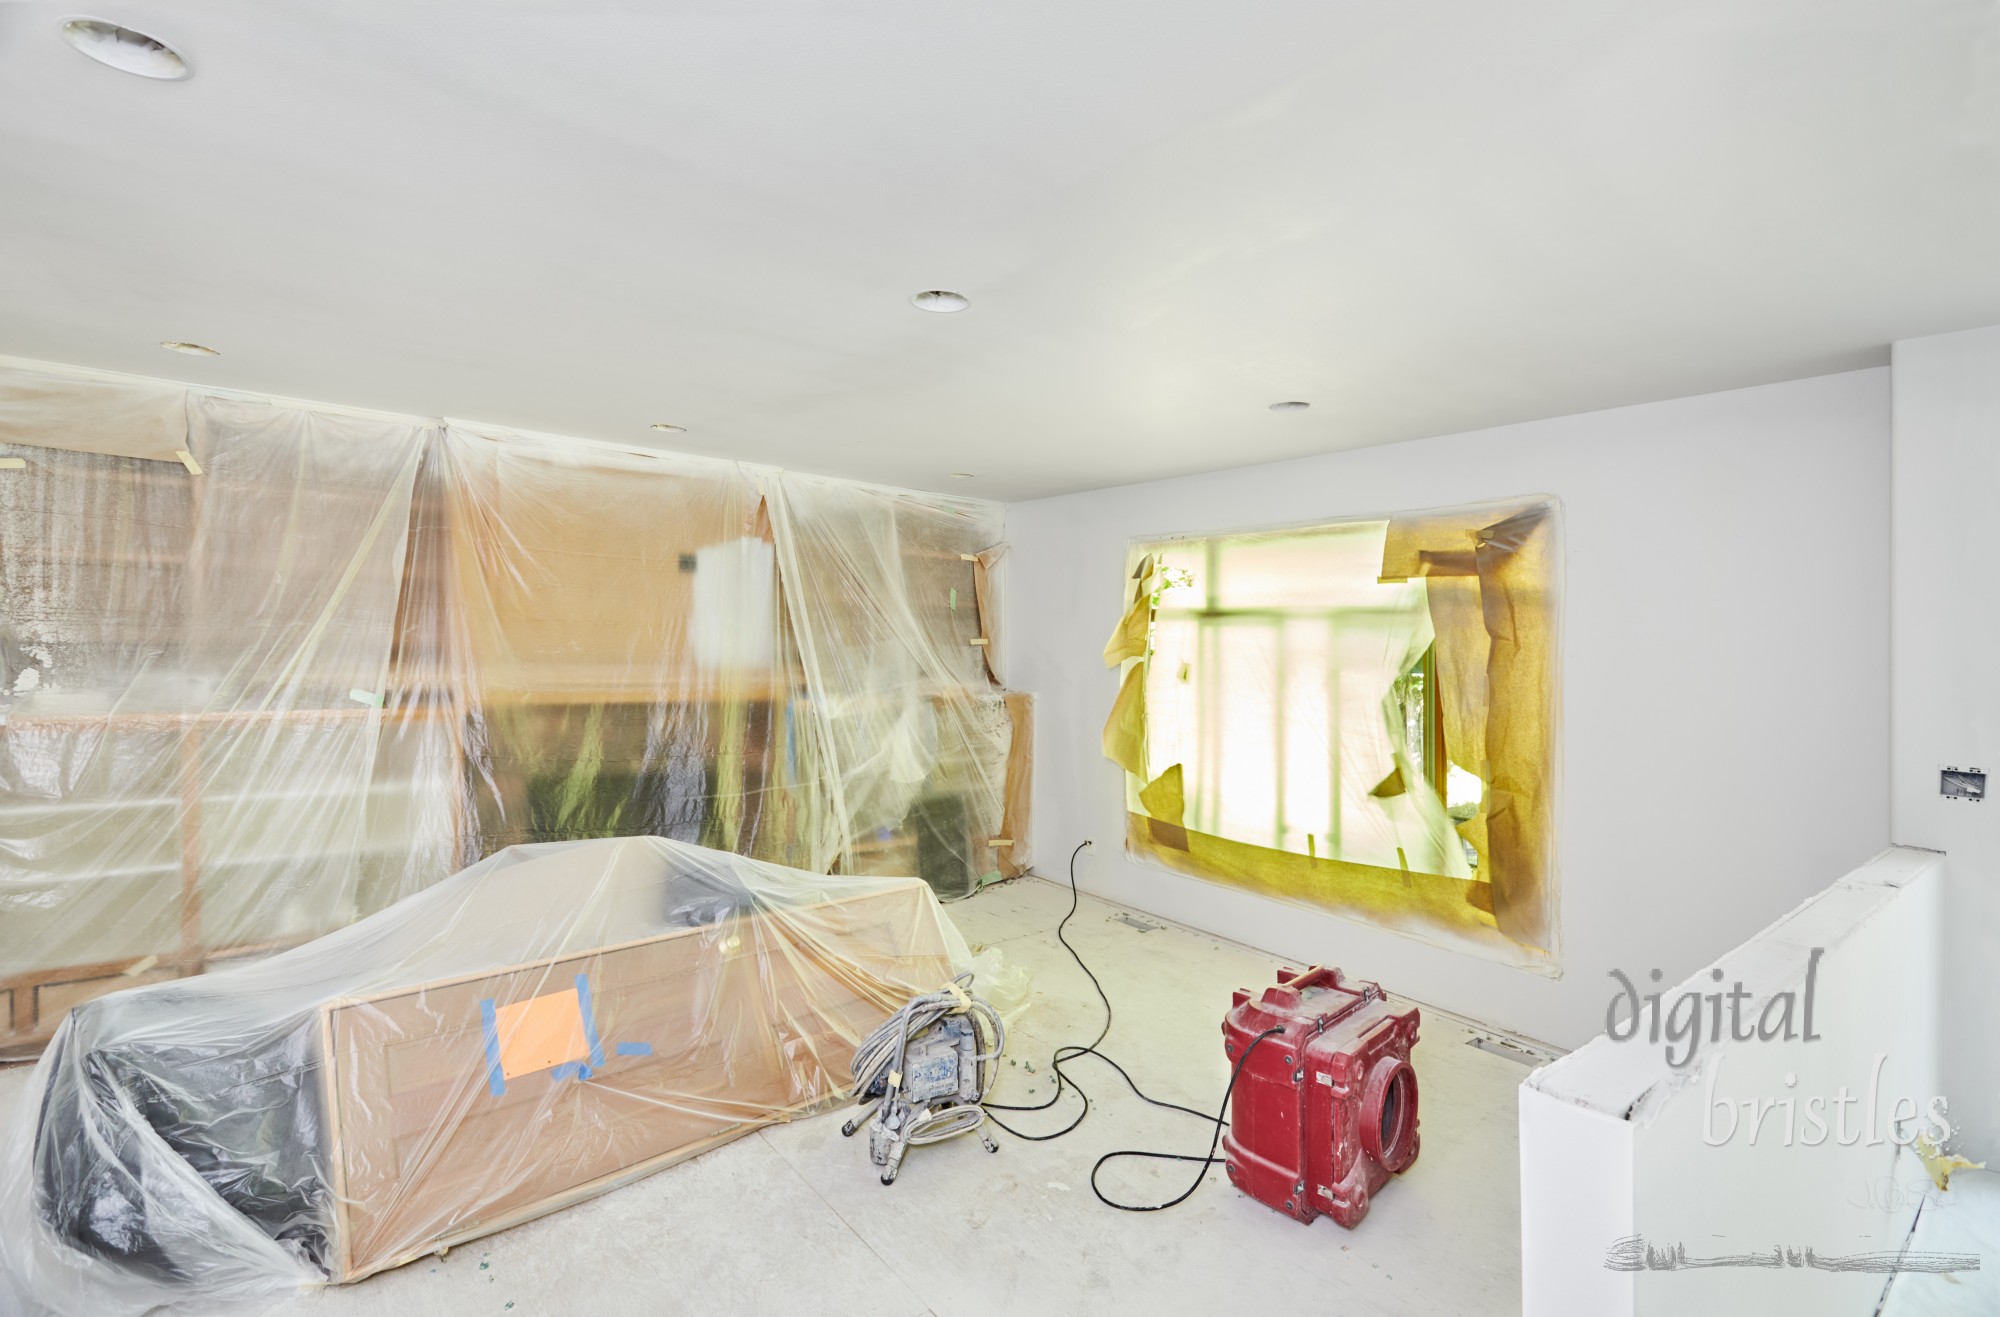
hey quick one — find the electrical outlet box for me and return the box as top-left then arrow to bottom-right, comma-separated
1940,766 -> 1986,802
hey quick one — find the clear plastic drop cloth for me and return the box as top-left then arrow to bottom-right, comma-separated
1,398 -> 430,1010
410,428 -> 793,866
0,361 -> 187,464
766,471 -> 1014,892
1,363 -> 1027,1060
0,834 -> 974,1315
381,429 -> 1022,897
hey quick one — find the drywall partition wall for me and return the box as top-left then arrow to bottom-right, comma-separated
1518,847 -> 1944,1317
1005,370 -> 1891,1047
1890,322 -> 2000,1164
1518,1086 -> 1633,1316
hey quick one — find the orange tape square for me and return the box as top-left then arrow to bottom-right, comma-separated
493,987 -> 591,1080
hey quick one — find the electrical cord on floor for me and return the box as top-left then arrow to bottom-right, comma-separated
980,841 -> 1211,1138
1086,1025 -> 1282,1211
980,839 -> 1283,1211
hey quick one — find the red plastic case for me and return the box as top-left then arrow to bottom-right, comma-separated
1221,965 -> 1421,1228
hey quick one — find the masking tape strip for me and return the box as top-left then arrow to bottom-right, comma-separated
174,449 -> 203,475
479,998 -> 506,1097
942,979 -> 971,1011
989,838 -> 1013,847
0,458 -> 25,470
960,553 -> 979,562
575,972 -> 607,1069
969,637 -> 990,646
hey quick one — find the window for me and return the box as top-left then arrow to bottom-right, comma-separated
1103,498 -> 1560,970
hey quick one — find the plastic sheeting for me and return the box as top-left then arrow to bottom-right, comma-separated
768,472 -> 1016,877
1,362 -> 1027,1058
1,400 -> 431,1001
0,362 -> 188,465
0,835 -> 973,1314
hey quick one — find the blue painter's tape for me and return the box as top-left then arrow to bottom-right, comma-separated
616,1042 -> 651,1057
574,972 -> 606,1069
550,1062 -> 594,1082
479,998 -> 506,1097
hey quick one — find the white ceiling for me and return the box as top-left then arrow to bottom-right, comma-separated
3,1 -> 1997,500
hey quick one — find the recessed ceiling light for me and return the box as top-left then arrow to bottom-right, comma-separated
60,18 -> 191,80
649,422 -> 687,433
947,471 -> 976,479
911,290 -> 970,314
160,341 -> 219,356
1268,400 -> 1310,412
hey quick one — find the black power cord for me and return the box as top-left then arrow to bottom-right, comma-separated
980,839 -> 1284,1211
1089,1024 -> 1283,1211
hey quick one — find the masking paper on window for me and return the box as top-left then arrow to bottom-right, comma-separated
1379,497 -> 1561,954
1104,499 -> 1559,970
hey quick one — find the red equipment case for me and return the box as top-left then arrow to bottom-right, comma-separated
1221,965 -> 1421,1229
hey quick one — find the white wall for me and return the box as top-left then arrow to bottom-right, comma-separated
1005,370 -> 1890,1048
1519,1085 -> 1633,1316
1889,324 -> 2000,1162
1520,847 -> 1944,1317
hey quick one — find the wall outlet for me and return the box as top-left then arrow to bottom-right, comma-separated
1940,766 -> 1986,802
